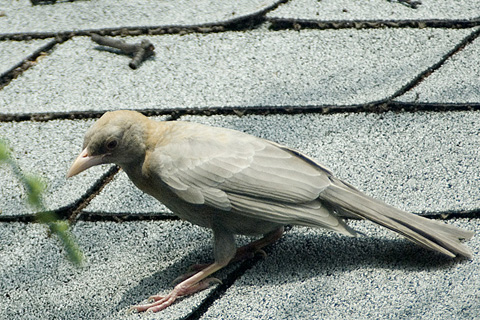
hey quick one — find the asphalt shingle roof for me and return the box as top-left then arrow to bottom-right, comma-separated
0,1 -> 479,319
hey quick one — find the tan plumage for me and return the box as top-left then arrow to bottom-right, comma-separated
68,110 -> 473,312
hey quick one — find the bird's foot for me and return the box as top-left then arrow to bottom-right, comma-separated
128,277 -> 221,313
233,246 -> 267,262
231,227 -> 284,263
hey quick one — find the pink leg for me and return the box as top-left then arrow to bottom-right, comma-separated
172,227 -> 285,284
171,263 -> 211,285
129,262 -> 226,313
232,227 -> 284,262
129,227 -> 284,313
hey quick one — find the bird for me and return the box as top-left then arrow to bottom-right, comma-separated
67,110 -> 473,313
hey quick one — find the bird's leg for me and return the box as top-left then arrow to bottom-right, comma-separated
232,226 -> 284,262
130,226 -> 237,313
172,227 -> 285,285
129,261 -> 226,313
129,227 -> 284,313
170,263 -> 211,285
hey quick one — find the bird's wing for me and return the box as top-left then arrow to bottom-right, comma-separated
144,123 -> 351,232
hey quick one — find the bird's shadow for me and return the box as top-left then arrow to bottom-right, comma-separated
259,231 -> 461,280
115,229 -> 466,312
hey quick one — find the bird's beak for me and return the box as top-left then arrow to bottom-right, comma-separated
67,148 -> 105,178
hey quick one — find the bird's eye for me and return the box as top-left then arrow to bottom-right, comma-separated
106,139 -> 118,151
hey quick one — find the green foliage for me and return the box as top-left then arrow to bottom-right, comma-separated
0,139 -> 84,266
24,174 -> 46,209
0,140 -> 9,161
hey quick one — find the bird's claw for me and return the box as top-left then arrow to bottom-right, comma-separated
126,307 -> 138,314
128,294 -> 177,313
254,248 -> 267,258
147,295 -> 163,303
204,277 -> 222,285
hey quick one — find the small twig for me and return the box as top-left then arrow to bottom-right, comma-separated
91,34 -> 138,53
91,34 -> 155,69
31,0 -> 84,5
31,0 -> 56,4
129,39 -> 156,69
387,0 -> 422,9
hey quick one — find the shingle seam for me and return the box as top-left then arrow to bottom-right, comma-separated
1,207 -> 477,223
63,165 -> 120,223
268,17 -> 480,30
0,38 -> 59,90
2,103 -> 480,123
388,26 -> 480,101
0,0 -> 289,41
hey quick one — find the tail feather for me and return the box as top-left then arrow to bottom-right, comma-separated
321,178 -> 474,258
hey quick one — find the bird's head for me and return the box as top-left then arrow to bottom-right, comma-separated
67,110 -> 149,178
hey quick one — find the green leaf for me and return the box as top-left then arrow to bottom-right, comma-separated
49,221 -> 84,267
0,139 -> 11,162
24,174 -> 46,208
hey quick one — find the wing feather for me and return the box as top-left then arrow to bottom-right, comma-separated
227,193 -> 356,235
146,122 -> 335,226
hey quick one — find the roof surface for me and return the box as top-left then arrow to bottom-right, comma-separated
0,1 -> 479,319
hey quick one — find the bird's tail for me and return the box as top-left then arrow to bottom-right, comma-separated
320,178 -> 474,258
